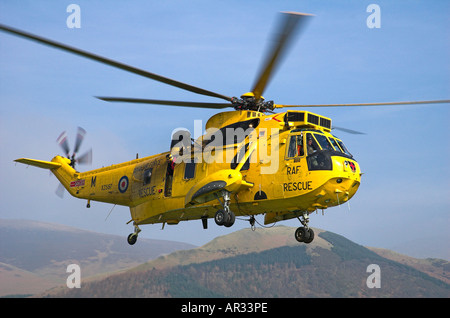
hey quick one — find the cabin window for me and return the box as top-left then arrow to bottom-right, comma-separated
230,143 -> 251,171
184,162 -> 196,179
287,134 -> 304,158
143,168 -> 152,185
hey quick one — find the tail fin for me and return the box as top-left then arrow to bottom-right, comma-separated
15,156 -> 79,196
15,158 -> 62,169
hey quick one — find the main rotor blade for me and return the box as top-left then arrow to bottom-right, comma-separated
332,126 -> 366,135
0,24 -> 232,102
251,12 -> 313,101
96,96 -> 232,109
275,100 -> 450,108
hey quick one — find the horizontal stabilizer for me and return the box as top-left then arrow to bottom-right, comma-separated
15,158 -> 62,170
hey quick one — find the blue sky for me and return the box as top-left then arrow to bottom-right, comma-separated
1,1 -> 449,259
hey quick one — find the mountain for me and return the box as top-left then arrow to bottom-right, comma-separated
44,226 -> 450,298
0,219 -> 195,297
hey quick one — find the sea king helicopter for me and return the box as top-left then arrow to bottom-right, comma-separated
2,12 -> 448,245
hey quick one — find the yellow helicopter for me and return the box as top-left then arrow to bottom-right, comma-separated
2,12 -> 448,245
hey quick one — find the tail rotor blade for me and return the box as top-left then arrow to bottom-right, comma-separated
57,127 -> 92,169
74,127 -> 87,154
76,148 -> 92,165
56,131 -> 70,156
55,183 -> 65,198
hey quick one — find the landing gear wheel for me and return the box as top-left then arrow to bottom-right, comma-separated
214,190 -> 235,228
294,212 -> 315,244
295,227 -> 309,243
127,233 -> 138,245
294,227 -> 315,244
214,209 -> 226,226
215,209 -> 236,227
304,228 -> 314,244
127,223 -> 141,245
224,211 -> 235,227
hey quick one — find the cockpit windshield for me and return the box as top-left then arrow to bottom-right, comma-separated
286,130 -> 353,160
286,130 -> 354,171
309,133 -> 352,157
312,133 -> 334,151
328,137 -> 342,153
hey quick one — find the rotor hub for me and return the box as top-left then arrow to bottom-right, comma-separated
231,93 -> 274,112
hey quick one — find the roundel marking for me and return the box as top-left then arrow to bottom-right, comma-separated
118,176 -> 129,193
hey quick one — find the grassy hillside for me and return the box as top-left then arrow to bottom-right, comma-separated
0,219 -> 195,297
48,227 -> 450,298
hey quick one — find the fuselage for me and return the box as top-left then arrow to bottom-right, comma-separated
54,110 -> 361,227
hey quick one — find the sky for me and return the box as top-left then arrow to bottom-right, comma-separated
0,0 -> 449,260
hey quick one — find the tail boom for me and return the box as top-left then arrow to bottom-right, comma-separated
15,155 -> 135,206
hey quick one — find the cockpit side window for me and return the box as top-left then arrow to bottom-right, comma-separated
306,133 -> 319,155
287,134 -> 304,158
329,137 -> 343,152
337,140 -> 352,157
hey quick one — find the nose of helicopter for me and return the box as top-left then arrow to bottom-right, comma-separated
333,157 -> 361,203
310,156 -> 361,211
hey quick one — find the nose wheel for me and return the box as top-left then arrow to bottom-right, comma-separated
295,212 -> 314,244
